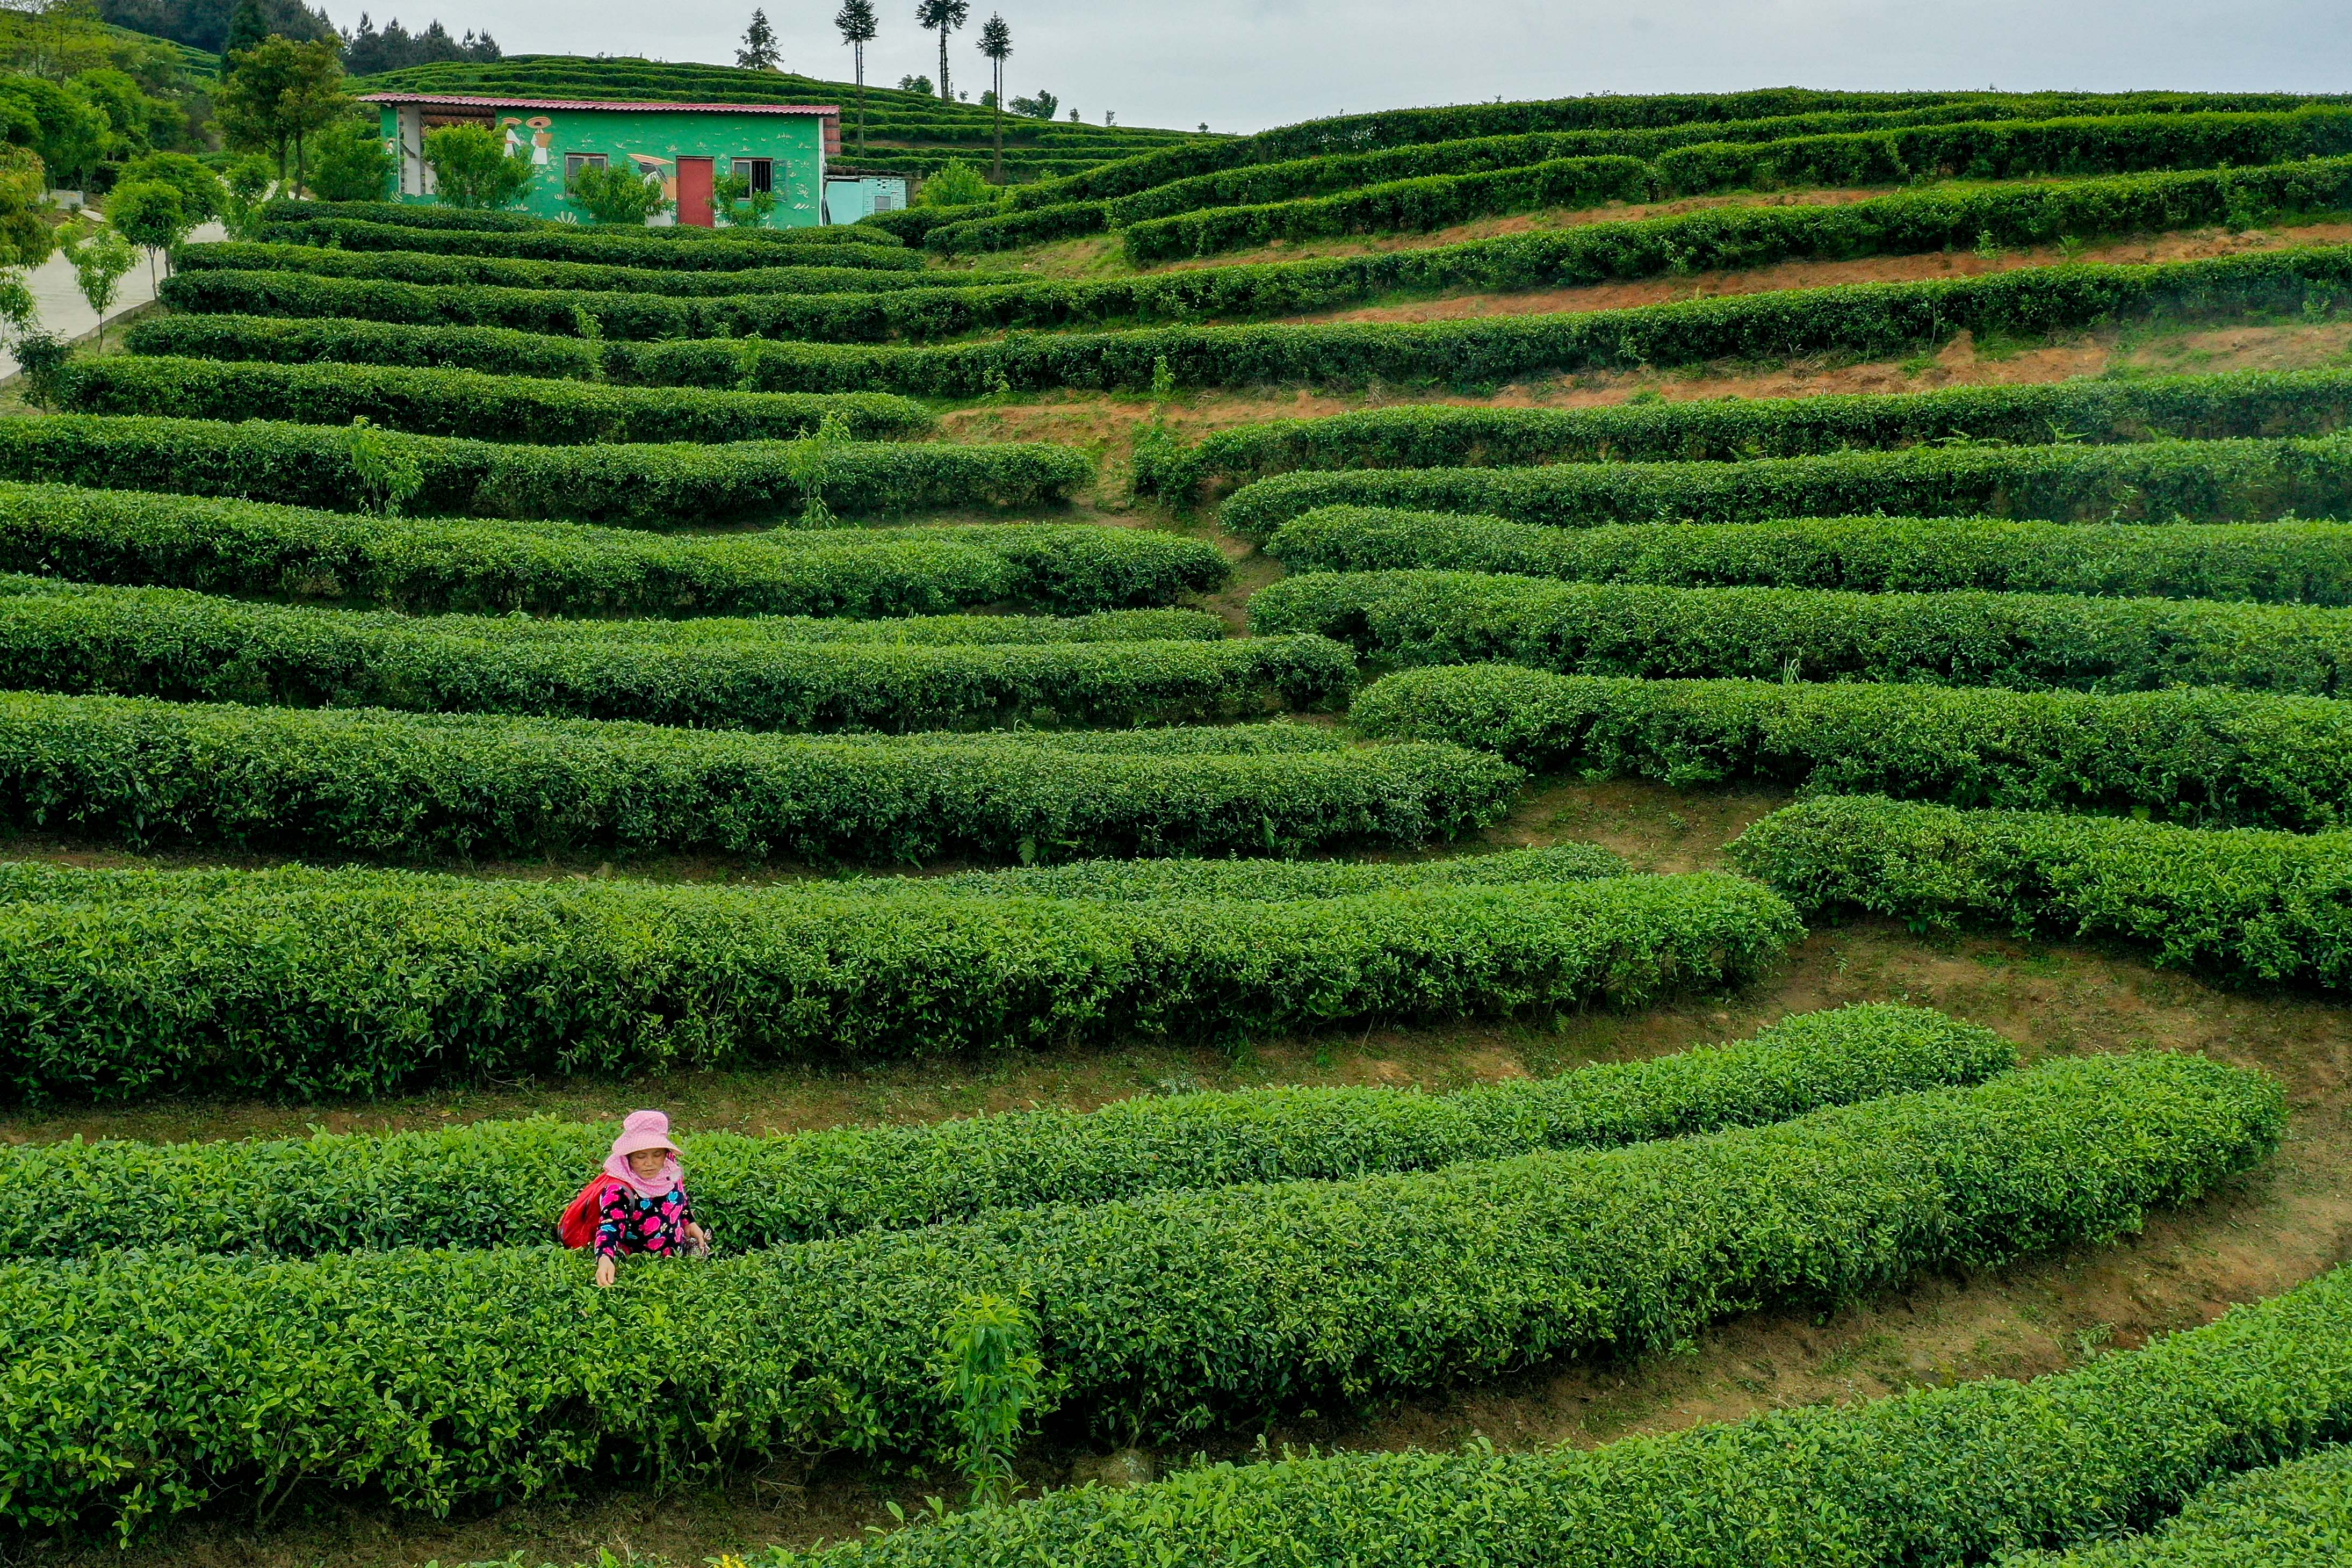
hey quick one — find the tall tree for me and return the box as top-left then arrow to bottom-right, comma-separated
215,34 -> 345,192
222,0 -> 270,53
833,0 -> 876,155
913,0 -> 966,103
735,9 -> 779,70
977,13 -> 1008,185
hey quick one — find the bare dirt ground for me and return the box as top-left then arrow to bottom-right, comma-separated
12,777 -> 2350,1568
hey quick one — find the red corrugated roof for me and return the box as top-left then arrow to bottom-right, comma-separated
359,92 -> 839,115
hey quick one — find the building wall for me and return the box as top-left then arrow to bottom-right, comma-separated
378,104 -> 828,227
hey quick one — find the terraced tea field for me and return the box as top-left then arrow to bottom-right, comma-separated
4,85 -> 2351,1568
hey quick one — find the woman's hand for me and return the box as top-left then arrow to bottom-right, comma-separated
688,1222 -> 711,1255
595,1255 -> 617,1288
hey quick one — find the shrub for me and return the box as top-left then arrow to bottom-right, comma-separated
1216,434 -> 2352,538
175,238 -> 962,297
0,486 -> 1229,618
127,312 -> 608,379
924,199 -> 1110,255
1348,664 -> 2352,830
1135,367 -> 2352,495
0,863 -> 1792,1102
0,577 -> 1354,731
0,692 -> 1524,863
256,214 -> 926,270
1121,155 -> 1654,263
1728,794 -> 2352,989
731,1254 -> 2352,1568
1998,1444 -> 2352,1566
0,1052 -> 2276,1534
0,417 -> 1094,528
129,241 -> 2352,372
51,358 -> 934,446
1252,569 -> 2352,695
0,1000 -> 2021,1242
1264,509 -> 2352,605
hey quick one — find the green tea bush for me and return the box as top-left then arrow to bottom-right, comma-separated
52,358 -> 933,446
0,417 -> 1093,528
1120,156 -> 1651,263
1998,1443 -> 2352,1566
1728,794 -> 2352,989
176,239 -> 957,297
1218,434 -> 2352,538
0,486 -> 1228,617
1349,664 -> 2352,829
0,692 -> 1523,862
1265,509 -> 2352,605
0,1052 -> 2274,1532
0,1001 -> 2018,1248
922,200 -> 1113,255
129,241 -> 2352,370
1136,368 -> 2352,495
1253,569 -> 2352,695
0,579 -> 1353,730
731,1255 -> 2352,1568
256,215 -> 925,269
0,864 -> 1792,1101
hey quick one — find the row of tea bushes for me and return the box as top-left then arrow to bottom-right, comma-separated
0,416 -> 1094,529
2000,1443 -> 2352,1567
0,487 -> 1229,618
731,1257 -> 2352,1568
176,239 -> 965,297
0,693 -> 1523,863
0,867 -> 1793,1101
1729,794 -> 2352,990
255,215 -> 923,271
0,1053 -> 2274,1529
0,1002 -> 2007,1249
1265,508 -> 2352,605
1253,569 -> 2352,695
1348,664 -> 2352,830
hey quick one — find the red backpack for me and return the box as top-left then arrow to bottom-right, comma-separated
557,1174 -> 623,1250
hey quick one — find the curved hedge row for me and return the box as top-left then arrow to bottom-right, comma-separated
0,693 -> 1523,863
0,865 -> 1792,1103
734,1255 -> 2352,1568
0,417 -> 1094,529
1255,569 -> 2352,695
1218,435 -> 2352,538
50,357 -> 933,446
2001,1444 -> 2352,1567
927,842 -> 1623,898
0,1052 -> 2275,1533
1729,794 -> 2352,989
0,580 -> 1353,731
1265,508 -> 2352,605
175,239 -> 962,297
1349,664 -> 2352,830
0,1002 -> 2008,1249
922,199 -> 1113,256
255,215 -> 926,270
0,487 -> 1228,618
128,241 -> 2352,372
1136,367 -> 2352,495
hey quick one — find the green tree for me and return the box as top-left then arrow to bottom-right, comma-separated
0,75 -> 107,190
215,35 -> 348,193
914,0 -> 966,102
977,13 -> 1009,185
60,221 -> 134,348
119,151 -> 223,221
935,1291 -> 1042,1509
735,8 -> 780,69
422,122 -> 532,209
216,153 -> 275,241
308,117 -> 394,201
0,143 -> 52,268
566,161 -> 669,225
834,0 -> 877,155
105,178 -> 190,287
223,0 -> 271,54
69,68 -> 166,165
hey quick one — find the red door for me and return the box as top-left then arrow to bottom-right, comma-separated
677,156 -> 715,227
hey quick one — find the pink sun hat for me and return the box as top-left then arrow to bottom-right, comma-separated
610,1109 -> 681,1160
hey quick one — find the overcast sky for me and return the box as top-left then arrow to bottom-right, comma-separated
328,1 -> 2352,135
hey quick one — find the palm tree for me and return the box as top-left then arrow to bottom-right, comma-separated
835,0 -> 879,154
915,0 -> 969,103
978,13 -> 1011,185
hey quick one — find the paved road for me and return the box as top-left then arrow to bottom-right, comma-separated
0,220 -> 226,379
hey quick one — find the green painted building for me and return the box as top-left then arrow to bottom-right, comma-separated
363,92 -> 840,227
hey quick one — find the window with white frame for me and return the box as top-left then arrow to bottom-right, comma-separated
565,153 -> 608,183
